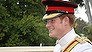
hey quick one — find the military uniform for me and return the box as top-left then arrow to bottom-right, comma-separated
54,28 -> 92,52
42,0 -> 92,52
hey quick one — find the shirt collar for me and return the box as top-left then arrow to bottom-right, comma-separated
56,28 -> 79,49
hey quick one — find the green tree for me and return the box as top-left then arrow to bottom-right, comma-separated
85,24 -> 92,41
74,18 -> 88,35
74,18 -> 92,41
70,0 -> 84,6
0,0 -> 55,46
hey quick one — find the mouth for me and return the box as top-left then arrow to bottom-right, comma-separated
49,28 -> 55,33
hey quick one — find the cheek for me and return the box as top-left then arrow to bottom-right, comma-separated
52,25 -> 63,37
54,23 -> 63,31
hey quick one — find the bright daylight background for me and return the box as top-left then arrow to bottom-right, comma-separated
75,5 -> 88,22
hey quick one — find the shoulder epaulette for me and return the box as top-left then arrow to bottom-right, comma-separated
75,36 -> 92,44
61,36 -> 92,52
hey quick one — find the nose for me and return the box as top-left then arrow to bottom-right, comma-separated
46,21 -> 52,29
46,23 -> 49,28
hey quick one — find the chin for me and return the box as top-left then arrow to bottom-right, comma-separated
49,33 -> 55,38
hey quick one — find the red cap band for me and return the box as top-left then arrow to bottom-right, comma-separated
47,6 -> 74,13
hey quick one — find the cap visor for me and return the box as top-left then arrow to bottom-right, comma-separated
42,13 -> 63,20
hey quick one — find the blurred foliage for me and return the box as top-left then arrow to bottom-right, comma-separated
0,0 -> 55,46
74,18 -> 88,35
70,0 -> 84,6
74,18 -> 92,41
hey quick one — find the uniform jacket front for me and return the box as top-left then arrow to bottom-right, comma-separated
54,28 -> 92,52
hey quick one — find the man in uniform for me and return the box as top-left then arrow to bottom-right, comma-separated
42,0 -> 92,52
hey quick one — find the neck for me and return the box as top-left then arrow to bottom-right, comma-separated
57,26 -> 72,40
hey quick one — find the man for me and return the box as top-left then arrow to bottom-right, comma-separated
42,0 -> 92,52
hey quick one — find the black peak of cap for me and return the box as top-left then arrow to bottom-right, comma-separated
42,0 -> 78,8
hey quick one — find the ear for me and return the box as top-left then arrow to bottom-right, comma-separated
63,16 -> 70,26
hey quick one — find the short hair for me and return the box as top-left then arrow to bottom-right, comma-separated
59,14 -> 76,27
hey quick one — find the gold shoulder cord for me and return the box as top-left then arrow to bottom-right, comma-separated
75,36 -> 92,44
62,38 -> 79,52
61,36 -> 92,52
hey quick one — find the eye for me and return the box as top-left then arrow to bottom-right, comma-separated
51,19 -> 55,23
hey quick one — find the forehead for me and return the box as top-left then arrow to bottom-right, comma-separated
47,17 -> 60,21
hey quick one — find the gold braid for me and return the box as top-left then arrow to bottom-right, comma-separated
61,36 -> 92,52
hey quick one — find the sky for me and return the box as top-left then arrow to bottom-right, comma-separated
74,6 -> 89,22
